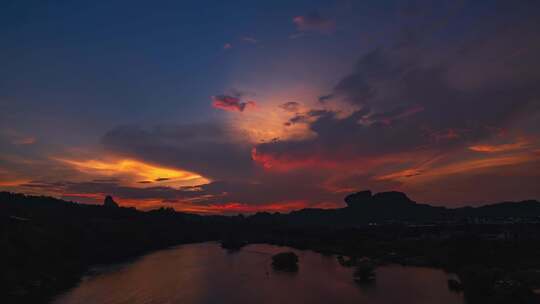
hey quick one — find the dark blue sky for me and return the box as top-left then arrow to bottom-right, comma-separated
1,0 -> 539,213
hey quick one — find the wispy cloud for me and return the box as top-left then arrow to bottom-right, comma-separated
469,138 -> 531,153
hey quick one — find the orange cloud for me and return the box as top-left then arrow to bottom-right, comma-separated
55,158 -> 210,187
469,138 -> 530,153
0,179 -> 30,187
221,84 -> 325,143
427,154 -> 537,176
375,168 -> 423,181
379,152 -> 539,184
232,108 -> 314,143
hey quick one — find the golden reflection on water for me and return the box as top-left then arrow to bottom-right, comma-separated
53,243 -> 463,304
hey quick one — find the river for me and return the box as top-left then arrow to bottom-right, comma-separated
53,242 -> 464,304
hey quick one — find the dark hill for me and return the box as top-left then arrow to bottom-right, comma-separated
264,190 -> 540,227
452,200 -> 540,218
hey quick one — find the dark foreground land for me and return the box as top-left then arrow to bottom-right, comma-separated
2,191 -> 540,303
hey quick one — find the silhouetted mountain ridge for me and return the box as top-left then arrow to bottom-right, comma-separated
267,190 -> 540,226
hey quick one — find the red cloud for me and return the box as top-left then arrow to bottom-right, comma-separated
251,147 -> 339,170
212,95 -> 256,112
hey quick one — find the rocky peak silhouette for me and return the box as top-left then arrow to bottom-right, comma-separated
344,190 -> 373,207
344,190 -> 415,209
104,195 -> 119,208
372,191 -> 414,205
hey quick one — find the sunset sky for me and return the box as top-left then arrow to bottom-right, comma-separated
1,0 -> 539,213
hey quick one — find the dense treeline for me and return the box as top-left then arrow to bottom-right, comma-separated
0,192 -> 221,303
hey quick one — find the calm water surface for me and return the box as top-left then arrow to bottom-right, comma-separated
53,242 -> 464,304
